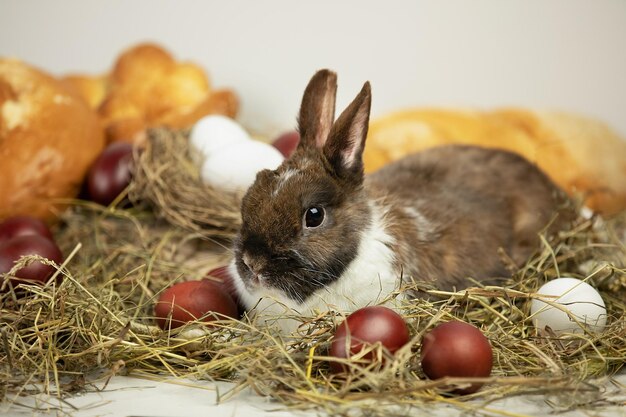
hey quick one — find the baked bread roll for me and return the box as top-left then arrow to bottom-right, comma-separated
0,59 -> 105,221
64,43 -> 239,144
61,74 -> 108,109
364,108 -> 626,215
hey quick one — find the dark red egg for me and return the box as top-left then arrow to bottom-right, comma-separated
0,235 -> 64,288
329,306 -> 410,373
87,142 -> 135,206
154,280 -> 238,330
271,131 -> 300,157
420,321 -> 493,395
0,216 -> 54,244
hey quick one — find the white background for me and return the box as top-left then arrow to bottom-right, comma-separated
1,2 -> 625,416
1,0 -> 625,137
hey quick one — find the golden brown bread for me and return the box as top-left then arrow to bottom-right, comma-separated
64,43 -> 239,144
0,59 -> 105,221
364,108 -> 626,215
61,74 -> 108,108
154,89 -> 240,129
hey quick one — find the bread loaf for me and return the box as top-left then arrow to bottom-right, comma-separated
0,59 -> 105,221
364,109 -> 626,215
64,43 -> 239,144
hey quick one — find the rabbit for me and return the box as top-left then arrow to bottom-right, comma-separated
229,69 -> 574,327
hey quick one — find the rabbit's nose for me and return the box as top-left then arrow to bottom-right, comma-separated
242,253 -> 267,277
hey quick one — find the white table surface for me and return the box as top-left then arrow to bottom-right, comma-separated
4,372 -> 625,417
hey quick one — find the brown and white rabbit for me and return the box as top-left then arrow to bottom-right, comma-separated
230,69 -> 573,326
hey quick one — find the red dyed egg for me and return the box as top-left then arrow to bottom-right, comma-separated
420,321 -> 493,394
0,216 -> 54,244
154,280 -> 238,330
87,142 -> 135,206
272,131 -> 300,158
329,306 -> 410,373
0,235 -> 64,288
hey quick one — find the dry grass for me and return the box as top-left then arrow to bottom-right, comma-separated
0,128 -> 624,416
129,128 -> 241,240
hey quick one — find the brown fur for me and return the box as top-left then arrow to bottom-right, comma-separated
234,69 -> 575,306
368,145 -> 574,291
234,70 -> 374,302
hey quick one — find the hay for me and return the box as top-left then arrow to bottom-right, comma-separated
129,128 -> 241,240
227,215 -> 626,416
1,128 -> 625,416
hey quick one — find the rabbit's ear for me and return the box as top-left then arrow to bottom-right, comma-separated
297,69 -> 337,150
324,81 -> 371,179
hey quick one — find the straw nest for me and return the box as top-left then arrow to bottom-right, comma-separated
129,127 -> 242,240
1,128 -> 624,416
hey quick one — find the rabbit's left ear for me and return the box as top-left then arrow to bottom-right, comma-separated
324,81 -> 371,179
297,69 -> 337,150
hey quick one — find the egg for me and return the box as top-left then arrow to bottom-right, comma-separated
329,306 -> 410,373
190,115 -> 251,164
200,140 -> 284,192
0,235 -> 64,289
154,280 -> 238,330
87,142 -> 135,206
272,131 -> 300,158
420,321 -> 493,395
530,277 -> 607,334
0,216 -> 54,244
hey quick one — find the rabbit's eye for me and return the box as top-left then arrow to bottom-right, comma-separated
304,206 -> 325,228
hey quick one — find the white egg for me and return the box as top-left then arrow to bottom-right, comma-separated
530,277 -> 607,335
189,115 -> 251,164
201,140 -> 285,193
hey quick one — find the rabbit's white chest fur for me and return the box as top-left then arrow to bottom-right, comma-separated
230,202 -> 403,332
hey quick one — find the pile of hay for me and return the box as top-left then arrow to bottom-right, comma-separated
0,128 -> 624,416
129,128 -> 241,240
